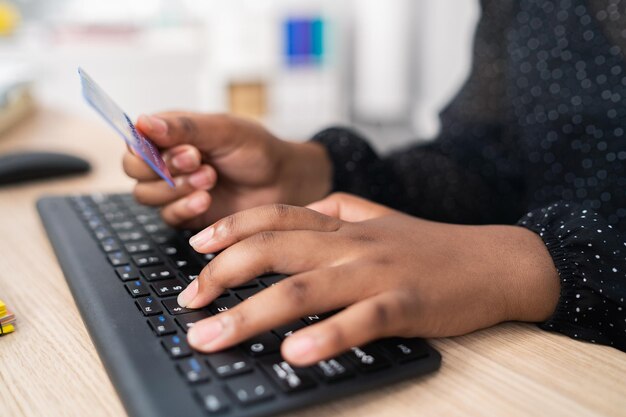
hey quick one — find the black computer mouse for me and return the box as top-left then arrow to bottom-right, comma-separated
0,151 -> 91,186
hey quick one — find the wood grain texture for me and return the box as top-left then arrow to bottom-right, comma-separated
0,109 -> 624,417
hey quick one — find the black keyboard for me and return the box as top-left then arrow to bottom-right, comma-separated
37,193 -> 441,417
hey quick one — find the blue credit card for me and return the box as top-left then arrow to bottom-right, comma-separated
78,67 -> 175,187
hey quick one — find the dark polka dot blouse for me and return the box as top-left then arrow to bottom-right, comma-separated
313,0 -> 626,351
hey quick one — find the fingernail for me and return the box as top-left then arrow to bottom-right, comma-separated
172,151 -> 197,171
188,318 -> 224,349
177,279 -> 198,307
145,115 -> 168,136
186,194 -> 208,214
284,336 -> 317,360
188,169 -> 213,190
189,227 -> 214,248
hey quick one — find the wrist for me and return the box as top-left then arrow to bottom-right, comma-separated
484,225 -> 561,323
280,141 -> 332,206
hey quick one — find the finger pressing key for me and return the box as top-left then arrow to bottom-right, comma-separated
186,265 -> 368,353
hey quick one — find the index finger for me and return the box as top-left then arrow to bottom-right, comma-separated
136,112 -> 244,155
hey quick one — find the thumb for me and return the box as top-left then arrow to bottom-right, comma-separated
306,192 -> 396,222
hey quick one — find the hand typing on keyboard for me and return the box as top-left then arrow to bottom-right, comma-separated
122,112 -> 560,368
175,193 -> 560,367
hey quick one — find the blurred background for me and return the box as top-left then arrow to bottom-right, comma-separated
0,0 -> 479,152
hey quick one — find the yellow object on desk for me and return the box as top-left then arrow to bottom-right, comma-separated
0,299 -> 16,335
0,1 -> 20,37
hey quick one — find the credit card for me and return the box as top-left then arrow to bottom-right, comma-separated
78,67 -> 175,187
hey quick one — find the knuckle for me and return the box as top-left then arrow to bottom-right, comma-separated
219,213 -> 238,236
255,231 -> 276,246
368,299 -> 391,331
271,203 -> 292,220
279,277 -> 309,306
177,116 -> 198,137
225,308 -> 246,328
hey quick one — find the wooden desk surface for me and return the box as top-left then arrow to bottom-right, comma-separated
0,109 -> 625,417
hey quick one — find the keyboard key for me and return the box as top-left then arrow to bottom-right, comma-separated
144,222 -> 167,234
115,265 -> 140,281
100,238 -> 119,253
151,233 -> 177,244
159,244 -> 179,256
195,386 -> 230,414
162,298 -> 197,315
258,274 -> 286,287
302,313 -> 331,325
136,297 -> 163,316
312,357 -> 354,382
136,213 -> 159,224
272,320 -> 306,339
162,335 -> 192,359
124,241 -> 153,254
125,280 -> 150,298
180,271 -> 200,283
107,251 -> 129,266
346,345 -> 391,372
148,315 -> 177,336
118,231 -> 145,242
175,311 -> 212,333
241,332 -> 280,357
226,374 -> 275,406
151,279 -> 186,297
205,349 -> 253,378
103,211 -> 127,222
94,227 -> 112,240
132,253 -> 163,267
201,253 -> 216,263
110,220 -> 136,231
208,295 -> 239,314
141,265 -> 175,281
178,357 -> 211,384
231,281 -> 260,290
87,217 -> 103,230
261,358 -> 316,393
233,286 -> 263,300
379,338 -> 429,363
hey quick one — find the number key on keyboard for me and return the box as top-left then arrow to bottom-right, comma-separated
162,298 -> 197,315
132,253 -> 163,267
141,265 -> 175,281
124,241 -> 153,254
151,279 -> 186,297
